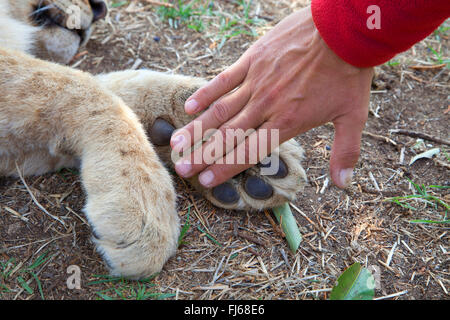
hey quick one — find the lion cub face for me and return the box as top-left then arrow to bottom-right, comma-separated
9,0 -> 107,63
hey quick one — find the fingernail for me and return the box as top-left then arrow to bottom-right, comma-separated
339,168 -> 354,188
175,159 -> 192,177
199,170 -> 215,187
171,134 -> 186,152
185,99 -> 199,113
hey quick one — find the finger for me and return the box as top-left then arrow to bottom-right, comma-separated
197,122 -> 287,188
184,57 -> 250,114
174,106 -> 264,179
329,115 -> 366,189
170,86 -> 251,153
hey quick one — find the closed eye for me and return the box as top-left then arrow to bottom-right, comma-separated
30,3 -> 55,26
30,3 -> 65,28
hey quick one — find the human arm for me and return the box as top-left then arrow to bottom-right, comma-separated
170,1 -> 450,189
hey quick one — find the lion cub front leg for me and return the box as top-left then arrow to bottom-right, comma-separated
0,49 -> 179,279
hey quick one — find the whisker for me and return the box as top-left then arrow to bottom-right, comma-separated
30,4 -> 55,17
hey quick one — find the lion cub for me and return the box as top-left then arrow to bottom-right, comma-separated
0,0 -> 306,278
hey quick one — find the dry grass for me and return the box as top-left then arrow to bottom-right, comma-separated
0,0 -> 448,300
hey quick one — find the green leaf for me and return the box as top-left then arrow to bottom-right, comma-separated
110,1 -> 128,8
272,203 -> 302,254
25,252 -> 52,271
409,219 -> 450,224
196,225 -> 222,247
329,263 -> 375,300
17,276 -> 33,295
96,292 -> 114,300
29,272 -> 45,300
178,207 -> 191,246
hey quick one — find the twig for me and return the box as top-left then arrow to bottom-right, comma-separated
179,177 -> 211,233
290,203 -> 316,227
363,130 -> 398,146
142,0 -> 174,8
378,259 -> 400,275
3,205 -> 29,222
405,72 -> 428,83
410,64 -> 446,70
15,162 -> 66,227
235,230 -> 267,247
374,290 -> 408,300
300,288 -> 332,295
65,206 -> 89,225
429,272 -> 448,295
435,159 -> 450,169
189,194 -> 210,233
399,147 -> 405,165
390,129 -> 450,146
279,248 -> 290,268
68,50 -> 88,64
385,241 -> 398,267
0,234 -> 71,254
320,177 -> 329,194
263,210 -> 285,238
401,240 -> 415,255
369,172 -> 381,192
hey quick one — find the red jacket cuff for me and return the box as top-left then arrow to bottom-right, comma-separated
311,0 -> 450,68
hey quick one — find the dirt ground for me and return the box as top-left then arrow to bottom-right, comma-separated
0,0 -> 448,300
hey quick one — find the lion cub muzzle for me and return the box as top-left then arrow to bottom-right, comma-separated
30,0 -> 107,64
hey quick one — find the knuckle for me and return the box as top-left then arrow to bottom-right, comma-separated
276,113 -> 297,128
266,87 -> 281,103
194,86 -> 209,101
336,145 -> 361,162
211,101 -> 230,123
216,71 -> 232,88
249,43 -> 267,63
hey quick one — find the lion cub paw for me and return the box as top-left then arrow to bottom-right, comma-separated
147,119 -> 307,211
204,139 -> 307,211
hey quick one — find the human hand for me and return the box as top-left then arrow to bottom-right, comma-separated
170,6 -> 374,189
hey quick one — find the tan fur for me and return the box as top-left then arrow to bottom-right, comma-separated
0,0 -> 307,278
0,47 -> 180,279
0,1 -> 36,53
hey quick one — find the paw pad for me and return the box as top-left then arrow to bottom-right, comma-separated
244,176 -> 274,200
202,139 -> 306,210
212,182 -> 240,204
259,157 -> 289,179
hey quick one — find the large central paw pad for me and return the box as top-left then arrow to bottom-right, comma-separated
148,119 -> 306,211
206,139 -> 307,210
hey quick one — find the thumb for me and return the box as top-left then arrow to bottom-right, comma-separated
329,117 -> 365,189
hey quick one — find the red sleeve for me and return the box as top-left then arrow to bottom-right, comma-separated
311,0 -> 450,68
